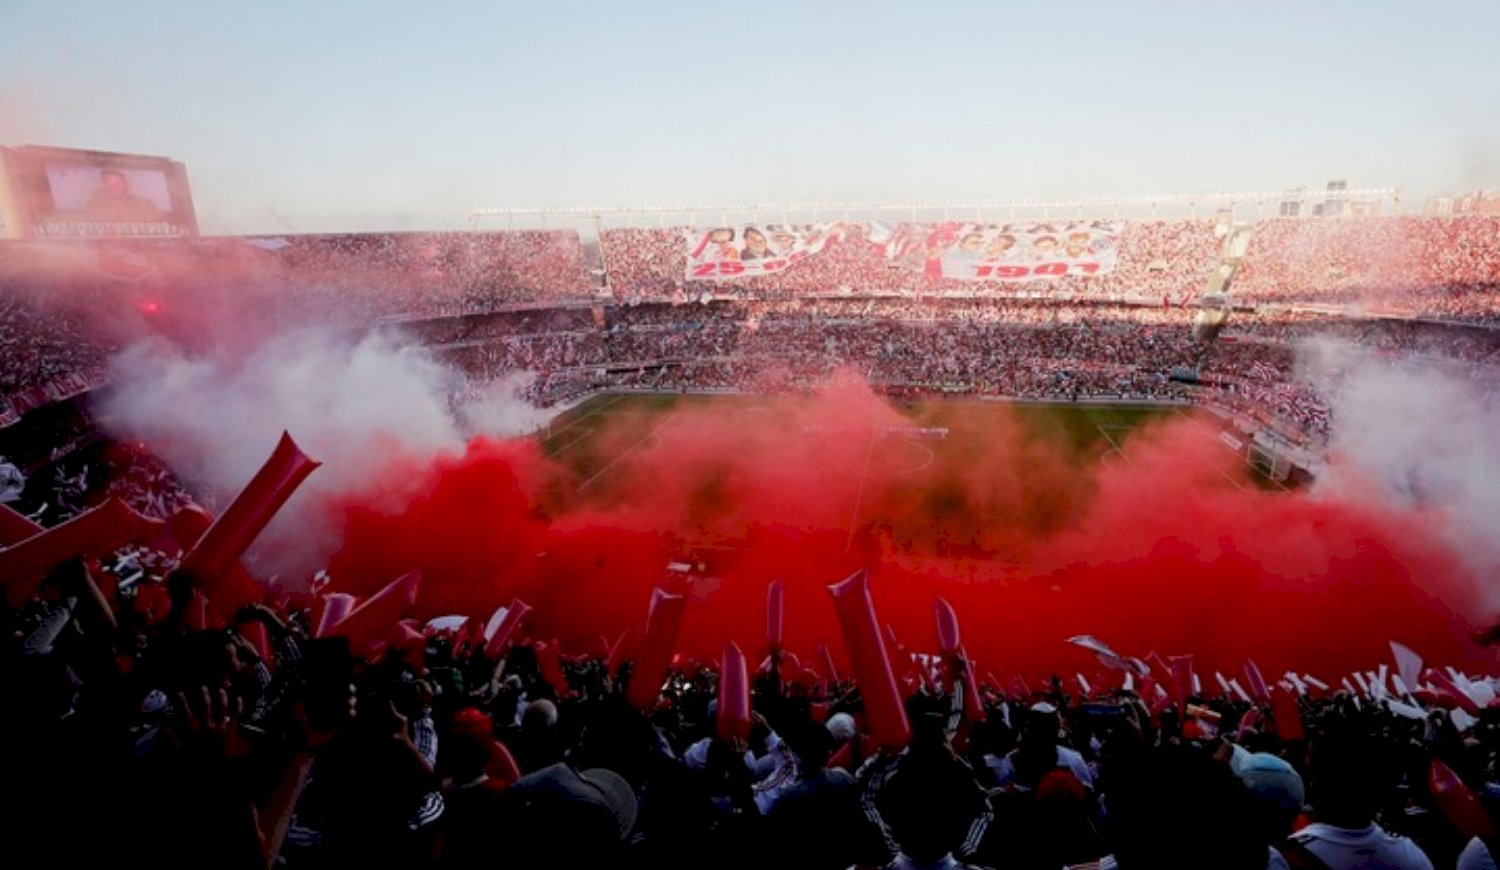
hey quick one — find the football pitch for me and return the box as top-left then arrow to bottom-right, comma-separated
534,392 -> 1275,514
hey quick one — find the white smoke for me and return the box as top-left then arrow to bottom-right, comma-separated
1301,336 -> 1500,597
96,329 -> 546,579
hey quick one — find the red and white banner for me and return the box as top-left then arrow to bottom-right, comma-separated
880,220 -> 1121,282
685,223 -> 845,281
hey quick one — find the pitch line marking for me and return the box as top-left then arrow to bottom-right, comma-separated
574,412 -> 678,494
1170,407 -> 1285,492
544,393 -> 626,443
895,439 -> 936,476
543,425 -> 598,459
845,428 -> 880,554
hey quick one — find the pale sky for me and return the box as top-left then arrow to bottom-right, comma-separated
2,1 -> 1497,232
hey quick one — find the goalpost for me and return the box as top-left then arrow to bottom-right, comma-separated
1247,442 -> 1293,483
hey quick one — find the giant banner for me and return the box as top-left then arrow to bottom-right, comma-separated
685,223 -> 845,281
880,220 -> 1121,282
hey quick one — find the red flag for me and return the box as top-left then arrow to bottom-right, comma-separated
1390,641 -> 1424,698
766,580 -> 785,652
828,570 -> 910,751
1430,758 -> 1497,839
315,592 -> 358,638
1243,659 -> 1271,703
389,622 -> 427,671
483,598 -> 532,659
325,572 -> 421,653
0,502 -> 43,546
1427,669 -> 1483,716
536,639 -> 569,697
1,498 -> 161,607
180,432 -> 319,584
934,596 -> 961,654
626,588 -> 687,712
717,641 -> 751,742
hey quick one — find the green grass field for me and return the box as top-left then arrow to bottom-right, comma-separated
535,392 -> 1247,505
525,391 -> 1291,565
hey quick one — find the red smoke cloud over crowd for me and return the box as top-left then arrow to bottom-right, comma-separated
319,372 -> 1491,684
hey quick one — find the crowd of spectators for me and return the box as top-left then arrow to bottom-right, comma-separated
1232,217 -> 1500,323
0,288 -> 115,397
600,221 -> 1222,302
9,219 -> 1500,869
8,547 -> 1500,869
2,216 -> 1499,441
264,231 -> 598,319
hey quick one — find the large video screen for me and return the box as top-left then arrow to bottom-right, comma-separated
0,146 -> 198,239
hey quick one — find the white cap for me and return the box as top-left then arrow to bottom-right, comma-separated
826,712 -> 857,742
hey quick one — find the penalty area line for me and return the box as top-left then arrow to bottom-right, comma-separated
574,412 -> 678,494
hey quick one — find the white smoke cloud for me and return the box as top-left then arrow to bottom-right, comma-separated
96,329 -> 546,579
1301,336 -> 1500,599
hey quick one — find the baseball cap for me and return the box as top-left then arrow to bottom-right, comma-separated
1231,746 -> 1305,813
503,762 -> 638,842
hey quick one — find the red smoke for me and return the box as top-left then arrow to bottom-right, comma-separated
323,373 -> 1494,683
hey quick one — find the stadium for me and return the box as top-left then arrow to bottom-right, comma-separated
5,7 -> 1500,867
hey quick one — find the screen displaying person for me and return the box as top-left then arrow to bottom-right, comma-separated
84,169 -> 164,222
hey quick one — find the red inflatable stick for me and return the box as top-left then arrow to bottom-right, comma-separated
626,587 -> 687,712
1169,655 -> 1195,712
168,503 -> 215,551
325,572 -> 421,653
1243,658 -> 1272,703
932,597 -> 981,721
239,620 -> 274,668
0,502 -> 42,546
606,629 -> 630,677
934,596 -> 962,654
180,432 -> 319,584
537,640 -> 569,697
766,580 -> 785,653
483,598 -> 532,659
1430,758 -> 1497,840
315,592 -> 358,638
185,591 -> 214,632
1269,685 -> 1305,742
717,641 -> 751,742
818,643 -> 841,684
954,645 -> 984,723
1,498 -> 161,607
828,570 -> 910,752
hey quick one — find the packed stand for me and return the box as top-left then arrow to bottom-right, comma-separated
8,553 -> 1500,870
601,221 -> 1223,302
1232,217 -> 1500,324
264,231 -> 597,319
